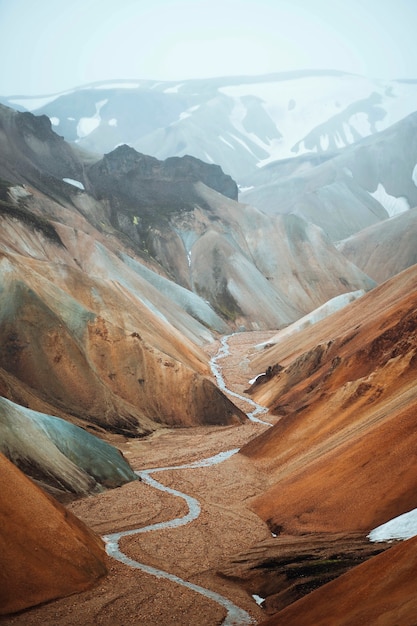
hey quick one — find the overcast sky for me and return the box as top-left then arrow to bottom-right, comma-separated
1,0 -> 416,95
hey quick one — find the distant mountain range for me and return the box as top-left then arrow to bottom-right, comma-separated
3,70 -> 417,184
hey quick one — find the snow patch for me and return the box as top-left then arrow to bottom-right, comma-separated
348,111 -> 371,138
164,83 -> 184,94
9,185 -> 32,200
108,118 -> 117,127
229,133 -> 258,157
76,99 -> 108,139
252,594 -> 265,606
368,507 -> 417,542
320,133 -> 330,150
63,178 -> 85,190
412,164 -> 417,187
219,135 -> 236,150
370,183 -> 410,216
334,131 -> 347,149
248,373 -> 264,385
178,104 -> 200,121
50,116 -> 59,126
256,290 -> 365,349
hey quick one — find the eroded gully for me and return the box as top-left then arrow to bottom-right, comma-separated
103,334 -> 270,625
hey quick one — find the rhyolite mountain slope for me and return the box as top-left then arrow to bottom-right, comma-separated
0,103 -> 375,335
0,396 -> 138,500
212,263 -> 417,619
241,263 -> 417,536
0,101 -> 381,503
0,105 -> 252,454
1,72 -> 417,624
337,205 -> 417,283
4,71 -> 417,183
0,453 -> 107,615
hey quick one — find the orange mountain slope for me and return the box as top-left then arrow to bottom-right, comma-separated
0,453 -> 107,615
241,264 -> 417,534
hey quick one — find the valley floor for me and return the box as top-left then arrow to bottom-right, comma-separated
2,332 -> 279,626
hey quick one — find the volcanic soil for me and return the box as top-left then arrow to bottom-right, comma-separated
1,331 -> 278,626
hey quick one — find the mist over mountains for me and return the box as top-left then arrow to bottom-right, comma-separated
1,69 -> 417,623
4,70 -> 417,184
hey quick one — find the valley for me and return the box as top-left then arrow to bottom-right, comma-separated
1,332 -> 277,626
1,69 -> 417,624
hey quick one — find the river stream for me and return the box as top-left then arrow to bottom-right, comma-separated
103,335 -> 270,625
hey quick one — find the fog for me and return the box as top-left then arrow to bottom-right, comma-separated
0,0 -> 416,95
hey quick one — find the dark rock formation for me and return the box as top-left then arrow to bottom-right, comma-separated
219,533 -> 390,614
87,145 -> 238,233
260,534 -> 417,626
0,104 -> 85,198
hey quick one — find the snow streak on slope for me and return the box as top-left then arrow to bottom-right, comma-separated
369,508 -> 417,542
369,183 -> 410,216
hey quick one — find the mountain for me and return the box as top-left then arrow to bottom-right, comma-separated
4,71 -> 417,184
242,264 -> 417,535
4,71 -> 417,250
0,396 -> 138,500
204,263 -> 417,618
2,69 -> 417,622
0,453 -> 107,615
240,110 -> 417,240
0,103 -> 375,337
337,205 -> 417,282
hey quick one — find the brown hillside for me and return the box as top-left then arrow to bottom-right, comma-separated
241,265 -> 417,534
0,453 -> 107,615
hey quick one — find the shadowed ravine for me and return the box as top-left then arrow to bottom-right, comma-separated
103,335 -> 270,625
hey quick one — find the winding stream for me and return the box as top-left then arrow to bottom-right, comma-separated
103,335 -> 269,625
210,335 -> 270,426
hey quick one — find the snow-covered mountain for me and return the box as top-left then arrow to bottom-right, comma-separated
3,71 -> 417,183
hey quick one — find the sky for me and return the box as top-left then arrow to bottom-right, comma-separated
1,0 -> 417,95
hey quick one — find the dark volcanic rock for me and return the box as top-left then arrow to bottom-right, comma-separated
0,104 -> 85,197
260,534 -> 417,626
87,145 -> 238,215
219,532 -> 391,615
